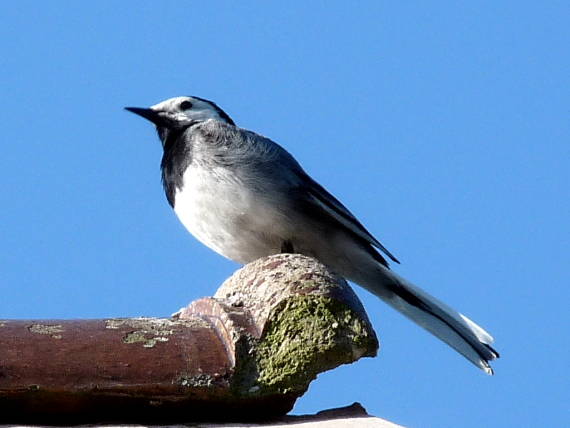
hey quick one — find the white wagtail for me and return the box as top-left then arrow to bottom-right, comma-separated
125,96 -> 499,374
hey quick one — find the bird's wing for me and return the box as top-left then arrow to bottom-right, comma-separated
299,172 -> 400,264
241,128 -> 400,264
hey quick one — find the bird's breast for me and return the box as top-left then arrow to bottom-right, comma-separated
172,165 -> 285,263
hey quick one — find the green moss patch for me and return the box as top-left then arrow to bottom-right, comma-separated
234,295 -> 378,396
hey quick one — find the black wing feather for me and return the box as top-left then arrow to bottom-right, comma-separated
299,172 -> 400,264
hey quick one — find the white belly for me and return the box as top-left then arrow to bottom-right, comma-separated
173,165 -> 285,263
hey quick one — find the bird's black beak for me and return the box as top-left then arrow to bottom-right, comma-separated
124,107 -> 162,125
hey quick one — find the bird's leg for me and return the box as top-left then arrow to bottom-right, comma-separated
280,240 -> 295,253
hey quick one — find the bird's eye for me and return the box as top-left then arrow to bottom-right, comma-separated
180,100 -> 193,110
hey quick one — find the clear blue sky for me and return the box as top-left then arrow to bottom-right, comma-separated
1,2 -> 568,427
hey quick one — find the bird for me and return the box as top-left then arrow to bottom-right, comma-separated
125,95 -> 499,374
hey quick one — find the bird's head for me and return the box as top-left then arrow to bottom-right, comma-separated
125,96 -> 235,145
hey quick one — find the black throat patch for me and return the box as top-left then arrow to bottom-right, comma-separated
159,125 -> 194,207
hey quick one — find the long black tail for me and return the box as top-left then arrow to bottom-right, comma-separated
363,269 -> 499,374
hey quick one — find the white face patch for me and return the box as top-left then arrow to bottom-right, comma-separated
150,96 -> 225,124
